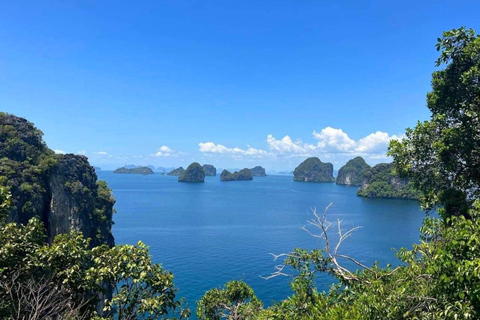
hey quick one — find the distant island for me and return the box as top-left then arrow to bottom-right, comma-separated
168,167 -> 185,176
293,157 -> 335,182
249,166 -> 266,177
113,166 -> 154,175
336,156 -> 371,186
220,168 -> 254,181
203,164 -> 217,176
93,166 -> 101,171
179,162 -> 205,182
357,163 -> 419,200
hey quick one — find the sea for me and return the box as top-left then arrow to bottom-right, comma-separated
96,172 -> 426,317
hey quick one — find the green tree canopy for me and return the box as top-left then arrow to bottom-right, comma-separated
389,27 -> 480,218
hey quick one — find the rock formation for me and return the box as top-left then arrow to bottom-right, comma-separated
293,157 -> 335,182
202,164 -> 217,176
336,156 -> 371,186
178,162 -> 205,182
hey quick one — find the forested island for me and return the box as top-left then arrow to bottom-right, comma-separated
202,164 -> 216,176
113,166 -> 154,175
293,157 -> 335,182
336,156 -> 370,186
167,167 -> 185,176
178,162 -> 205,182
249,166 -> 266,176
220,168 -> 254,181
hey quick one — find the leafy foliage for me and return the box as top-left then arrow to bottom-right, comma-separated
389,27 -> 480,217
197,281 -> 262,320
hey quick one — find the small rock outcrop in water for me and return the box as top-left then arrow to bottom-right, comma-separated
249,166 -> 266,177
113,166 -> 154,175
168,167 -> 185,176
0,113 -> 115,247
293,157 -> 335,182
220,168 -> 254,181
179,162 -> 205,182
202,164 -> 217,176
357,163 -> 419,199
336,157 -> 371,186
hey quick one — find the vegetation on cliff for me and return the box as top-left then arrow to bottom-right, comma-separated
202,164 -> 216,176
0,114 -> 189,319
336,156 -> 370,186
113,166 -> 154,175
168,167 -> 185,176
293,157 -> 335,182
356,163 -> 419,199
178,162 -> 205,182
249,166 -> 266,177
220,169 -> 253,181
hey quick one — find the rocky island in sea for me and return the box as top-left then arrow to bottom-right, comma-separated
113,166 -> 154,175
202,164 -> 217,176
336,156 -> 371,186
249,166 -> 266,177
293,157 -> 335,182
168,167 -> 185,176
357,163 -> 419,199
178,162 -> 205,182
220,168 -> 254,181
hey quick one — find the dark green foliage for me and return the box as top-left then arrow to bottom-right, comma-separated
113,166 -> 154,175
389,27 -> 480,218
249,166 -> 266,177
203,164 -> 217,176
220,169 -> 253,181
197,281 -> 262,320
178,162 -> 205,182
336,156 -> 370,186
293,157 -> 335,182
168,167 -> 185,176
356,163 -> 419,199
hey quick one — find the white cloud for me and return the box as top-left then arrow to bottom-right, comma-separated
199,142 -> 268,158
198,127 -> 403,162
153,145 -> 184,157
77,150 -> 86,155
313,127 -> 356,152
53,149 -> 66,154
266,135 -> 314,155
96,151 -> 108,155
355,131 -> 402,153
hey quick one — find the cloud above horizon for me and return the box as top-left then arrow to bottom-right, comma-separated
152,145 -> 184,157
199,127 -> 403,162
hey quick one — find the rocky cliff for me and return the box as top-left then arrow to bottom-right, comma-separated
293,157 -> 335,182
357,163 -> 419,200
0,113 -> 115,247
202,164 -> 217,176
178,162 -> 205,182
336,156 -> 371,186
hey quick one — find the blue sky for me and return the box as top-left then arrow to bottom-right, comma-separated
1,0 -> 479,170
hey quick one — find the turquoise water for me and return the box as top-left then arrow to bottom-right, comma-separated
97,172 -> 425,316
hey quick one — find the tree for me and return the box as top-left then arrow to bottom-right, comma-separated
197,281 -> 262,320
389,27 -> 480,218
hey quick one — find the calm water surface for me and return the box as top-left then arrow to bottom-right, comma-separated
97,172 -> 425,316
